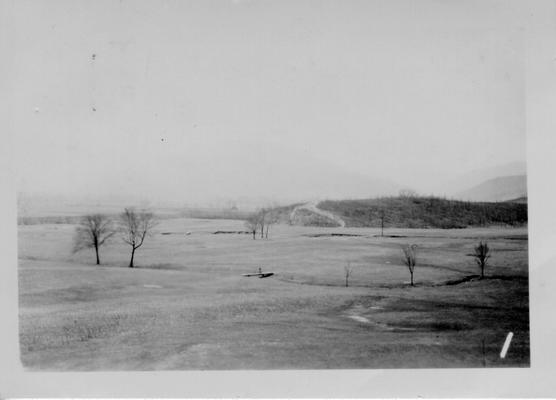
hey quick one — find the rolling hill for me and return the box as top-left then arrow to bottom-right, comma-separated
270,196 -> 528,229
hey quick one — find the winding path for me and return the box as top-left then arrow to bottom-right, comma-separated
289,202 -> 346,227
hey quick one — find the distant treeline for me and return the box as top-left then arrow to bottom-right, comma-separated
18,208 -> 252,225
317,196 -> 528,229
179,208 -> 252,221
18,215 -> 83,225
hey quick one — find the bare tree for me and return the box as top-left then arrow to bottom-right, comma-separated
263,209 -> 278,239
120,208 -> 156,268
72,214 -> 115,265
473,241 -> 491,279
344,261 -> 354,287
244,213 -> 259,240
399,189 -> 418,199
264,215 -> 275,239
402,244 -> 418,286
258,208 -> 268,239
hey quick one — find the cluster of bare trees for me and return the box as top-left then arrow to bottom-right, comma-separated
399,241 -> 492,286
73,208 -> 156,268
343,239 -> 492,288
244,208 -> 278,240
341,242 -> 493,288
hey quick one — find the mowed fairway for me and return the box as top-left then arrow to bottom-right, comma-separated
18,218 -> 529,370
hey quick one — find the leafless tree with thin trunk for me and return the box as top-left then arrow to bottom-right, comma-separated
244,214 -> 259,240
120,208 -> 156,268
402,244 -> 418,286
73,214 -> 115,265
399,189 -> 418,199
473,241 -> 491,279
344,261 -> 354,287
264,216 -> 274,238
263,209 -> 278,239
258,208 -> 268,239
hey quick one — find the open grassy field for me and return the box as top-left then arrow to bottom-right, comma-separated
18,218 -> 529,370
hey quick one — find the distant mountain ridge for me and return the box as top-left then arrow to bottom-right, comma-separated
434,161 -> 527,198
455,175 -> 527,202
19,154 -> 527,213
18,139 -> 403,213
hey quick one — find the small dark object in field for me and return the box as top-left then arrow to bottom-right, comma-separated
389,320 -> 471,332
242,269 -> 275,278
305,233 -> 362,238
445,275 -> 481,285
373,234 -> 407,238
501,236 -> 527,241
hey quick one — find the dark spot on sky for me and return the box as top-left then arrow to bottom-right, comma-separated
92,107 -> 96,112
92,54 -> 96,60
161,138 -> 165,142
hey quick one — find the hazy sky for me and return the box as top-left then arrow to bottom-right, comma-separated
12,0 -> 526,202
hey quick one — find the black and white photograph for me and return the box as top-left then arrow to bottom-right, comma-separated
2,0 -> 556,397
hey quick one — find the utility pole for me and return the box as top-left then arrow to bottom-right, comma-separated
379,208 -> 385,237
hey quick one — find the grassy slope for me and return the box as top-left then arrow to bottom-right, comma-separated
18,219 -> 529,369
317,196 -> 528,228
